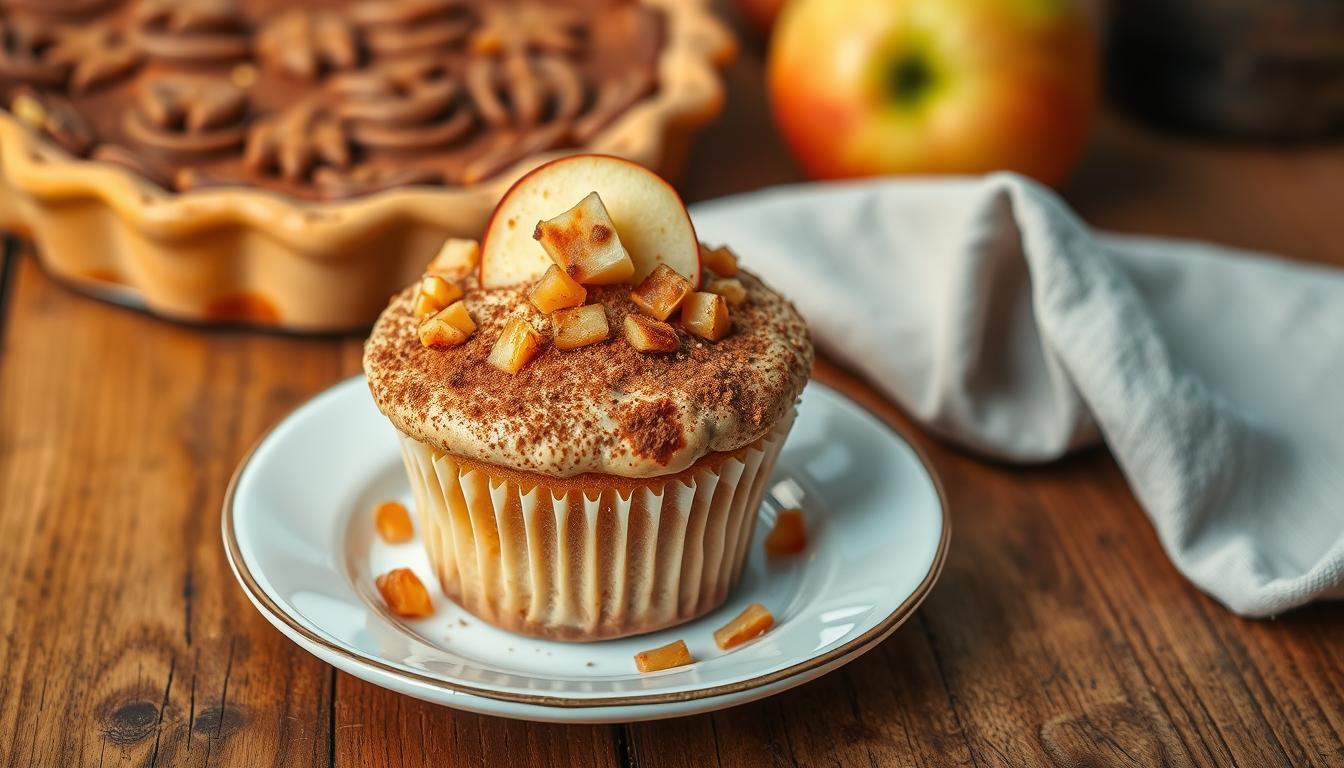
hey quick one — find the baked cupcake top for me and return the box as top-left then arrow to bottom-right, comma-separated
363,154 -> 812,478
365,270 -> 811,478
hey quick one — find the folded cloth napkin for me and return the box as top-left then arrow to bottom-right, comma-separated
690,173 -> 1344,617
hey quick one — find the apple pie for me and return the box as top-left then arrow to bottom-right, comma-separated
0,0 -> 732,330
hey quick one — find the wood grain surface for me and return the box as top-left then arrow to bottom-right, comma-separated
3,10 -> 1344,768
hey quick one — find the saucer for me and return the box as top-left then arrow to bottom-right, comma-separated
223,377 -> 948,723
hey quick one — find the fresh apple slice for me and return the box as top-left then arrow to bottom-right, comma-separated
479,154 -> 700,288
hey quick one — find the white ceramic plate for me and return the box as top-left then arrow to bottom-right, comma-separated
223,377 -> 948,723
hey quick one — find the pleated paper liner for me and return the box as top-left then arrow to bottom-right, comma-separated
397,411 -> 795,641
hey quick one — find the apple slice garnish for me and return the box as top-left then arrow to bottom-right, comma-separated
479,154 -> 700,289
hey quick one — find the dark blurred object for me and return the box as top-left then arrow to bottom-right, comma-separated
731,0 -> 784,37
1105,0 -> 1344,140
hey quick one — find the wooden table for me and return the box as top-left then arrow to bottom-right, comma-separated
3,18 -> 1343,768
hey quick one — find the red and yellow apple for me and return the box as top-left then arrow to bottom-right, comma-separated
479,155 -> 701,289
767,0 -> 1096,186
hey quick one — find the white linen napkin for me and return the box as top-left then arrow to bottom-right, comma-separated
690,173 -> 1344,617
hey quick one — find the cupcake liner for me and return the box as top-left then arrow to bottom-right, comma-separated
396,412 -> 794,641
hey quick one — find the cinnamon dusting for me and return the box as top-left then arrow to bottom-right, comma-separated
618,398 -> 684,465
364,269 -> 812,478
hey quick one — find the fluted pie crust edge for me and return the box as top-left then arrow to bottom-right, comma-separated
0,0 -> 733,332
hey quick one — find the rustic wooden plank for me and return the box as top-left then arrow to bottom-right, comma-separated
901,451 -> 1192,768
0,255 -> 349,767
331,675 -> 623,768
624,616 -> 979,768
1033,458 -> 1344,767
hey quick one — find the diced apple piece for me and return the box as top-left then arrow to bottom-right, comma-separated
552,303 -> 609,350
634,639 -> 694,672
704,277 -> 747,306
375,568 -> 434,617
680,292 -> 731,341
488,316 -> 544,374
713,603 -> 774,650
630,263 -> 693,321
533,191 -> 635,285
623,314 -> 680,353
418,301 -> 473,348
438,300 -> 476,333
415,274 -> 464,318
419,316 -> 468,348
528,264 -> 586,314
700,244 -> 739,277
427,238 -> 480,279
412,291 -> 439,319
418,300 -> 476,348
375,500 -> 414,543
765,509 -> 807,555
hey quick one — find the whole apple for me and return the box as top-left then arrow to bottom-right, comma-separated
767,0 -> 1097,186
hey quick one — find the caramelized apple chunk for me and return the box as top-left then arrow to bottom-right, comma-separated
623,313 -> 680,353
680,291 -> 731,341
528,264 -> 586,313
415,274 -> 464,318
412,291 -> 439,319
418,300 -> 476,348
375,568 -> 434,618
427,238 -> 480,279
713,603 -> 774,650
630,263 -> 693,321
375,500 -> 414,543
634,639 -> 694,672
418,319 -> 468,349
552,304 -> 609,350
764,509 -> 807,555
488,316 -> 544,374
705,277 -> 747,306
533,192 -> 635,285
700,243 -> 739,277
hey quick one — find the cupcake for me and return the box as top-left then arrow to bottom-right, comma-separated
364,155 -> 812,640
